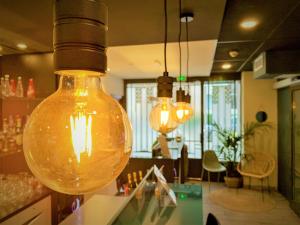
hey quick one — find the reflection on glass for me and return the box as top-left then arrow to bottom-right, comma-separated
0,172 -> 46,219
112,168 -> 202,225
293,89 -> 300,202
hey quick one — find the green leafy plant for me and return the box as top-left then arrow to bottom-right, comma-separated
212,122 -> 272,177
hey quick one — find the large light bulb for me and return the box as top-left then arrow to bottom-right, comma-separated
149,97 -> 178,134
23,75 -> 132,194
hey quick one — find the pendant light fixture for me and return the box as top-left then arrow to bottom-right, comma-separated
149,0 -> 178,134
181,12 -> 194,120
23,0 -> 132,195
174,0 -> 189,124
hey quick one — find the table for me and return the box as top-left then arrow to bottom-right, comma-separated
112,184 -> 203,225
60,183 -> 202,225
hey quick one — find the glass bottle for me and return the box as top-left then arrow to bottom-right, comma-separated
9,79 -> 16,97
3,75 -> 10,97
8,115 -> 15,137
0,132 -> 4,152
26,78 -> 35,98
2,118 -> 8,152
0,77 -> 3,98
16,76 -> 24,98
15,115 -> 23,151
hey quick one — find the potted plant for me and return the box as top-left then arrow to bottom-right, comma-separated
212,122 -> 271,188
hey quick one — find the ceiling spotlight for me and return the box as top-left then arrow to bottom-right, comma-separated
240,19 -> 258,29
106,68 -> 111,72
228,50 -> 239,58
180,12 -> 194,23
17,43 -> 28,50
222,63 -> 232,70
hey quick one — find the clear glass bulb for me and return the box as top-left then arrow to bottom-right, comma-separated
184,103 -> 194,120
23,74 -> 132,194
149,97 -> 178,134
174,102 -> 189,123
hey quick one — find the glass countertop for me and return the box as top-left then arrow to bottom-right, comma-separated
112,183 -> 203,225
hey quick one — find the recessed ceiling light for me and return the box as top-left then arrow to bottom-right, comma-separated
106,68 -> 111,72
222,63 -> 232,70
240,19 -> 258,29
16,43 -> 28,50
228,50 -> 239,58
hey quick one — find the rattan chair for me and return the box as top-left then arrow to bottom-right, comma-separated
237,151 -> 275,197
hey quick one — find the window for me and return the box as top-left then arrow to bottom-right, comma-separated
126,78 -> 241,159
203,80 -> 241,159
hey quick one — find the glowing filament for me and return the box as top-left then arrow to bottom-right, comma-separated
176,109 -> 185,120
184,109 -> 190,116
160,102 -> 169,126
160,110 -> 169,126
70,113 -> 92,163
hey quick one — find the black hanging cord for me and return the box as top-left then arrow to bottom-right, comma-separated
185,17 -> 190,91
164,0 -> 168,74
178,0 -> 182,87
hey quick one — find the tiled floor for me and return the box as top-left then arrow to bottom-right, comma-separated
199,182 -> 300,225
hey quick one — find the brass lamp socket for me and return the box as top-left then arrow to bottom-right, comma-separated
54,0 -> 108,76
185,93 -> 191,103
157,72 -> 174,98
176,88 -> 186,102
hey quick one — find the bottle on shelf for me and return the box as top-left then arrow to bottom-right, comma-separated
0,132 -> 4,151
139,170 -> 143,182
16,76 -> 24,98
127,173 -> 133,189
9,79 -> 16,96
15,115 -> 23,151
133,172 -> 138,187
3,74 -> 10,97
26,78 -> 35,98
0,77 -> 4,98
2,118 -> 9,152
7,115 -> 16,152
8,115 -> 16,137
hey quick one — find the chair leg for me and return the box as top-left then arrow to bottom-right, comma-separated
208,171 -> 211,191
261,179 -> 264,201
267,176 -> 271,193
217,172 -> 220,182
201,167 -> 204,180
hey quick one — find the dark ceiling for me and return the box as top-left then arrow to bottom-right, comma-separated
213,0 -> 300,73
0,0 -> 225,50
0,0 -> 300,74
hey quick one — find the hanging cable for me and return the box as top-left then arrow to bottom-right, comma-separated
178,0 -> 182,86
185,17 -> 190,91
164,0 -> 168,73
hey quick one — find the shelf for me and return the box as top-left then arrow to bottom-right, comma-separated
0,150 -> 22,158
0,96 -> 44,118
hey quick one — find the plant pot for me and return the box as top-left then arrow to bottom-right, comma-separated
224,176 -> 242,188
